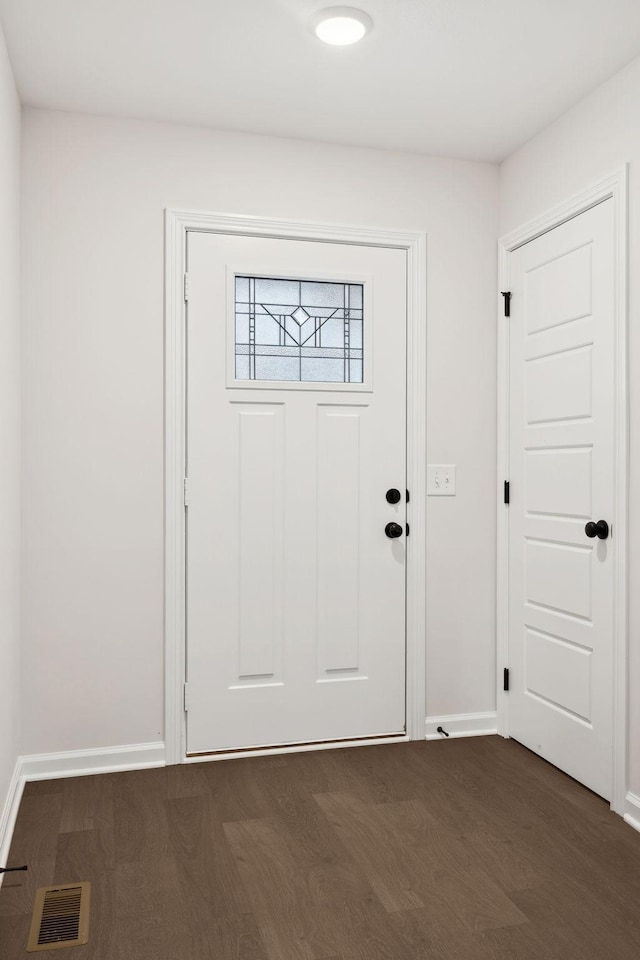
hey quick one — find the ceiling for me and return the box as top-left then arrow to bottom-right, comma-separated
1,0 -> 640,162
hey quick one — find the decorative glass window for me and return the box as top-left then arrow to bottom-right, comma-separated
235,276 -> 364,383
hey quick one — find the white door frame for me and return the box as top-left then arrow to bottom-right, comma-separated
496,168 -> 629,814
164,209 -> 427,765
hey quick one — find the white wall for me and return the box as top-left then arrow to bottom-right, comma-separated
500,54 -> 640,797
0,22 -> 20,823
20,108 -> 498,755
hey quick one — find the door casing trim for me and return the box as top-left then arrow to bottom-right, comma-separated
496,168 -> 629,814
164,209 -> 427,764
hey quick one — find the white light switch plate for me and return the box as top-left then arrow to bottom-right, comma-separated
427,464 -> 456,496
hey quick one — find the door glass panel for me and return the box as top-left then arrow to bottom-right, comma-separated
235,276 -> 364,383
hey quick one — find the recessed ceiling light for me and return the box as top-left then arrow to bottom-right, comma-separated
313,7 -> 373,46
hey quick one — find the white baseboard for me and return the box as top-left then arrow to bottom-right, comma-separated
20,741 -> 166,782
624,792 -> 640,833
425,712 -> 498,741
0,758 -> 25,884
0,741 -> 165,883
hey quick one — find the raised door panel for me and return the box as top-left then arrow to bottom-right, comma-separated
235,404 -> 285,685
316,405 -> 365,678
524,627 -> 592,723
525,539 -> 592,621
525,243 -> 592,334
525,447 -> 592,519
525,346 -> 592,425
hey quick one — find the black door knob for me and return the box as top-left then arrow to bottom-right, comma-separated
386,488 -> 401,504
385,522 -> 403,539
585,520 -> 609,540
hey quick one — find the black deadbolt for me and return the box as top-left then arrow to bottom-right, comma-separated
585,520 -> 609,540
386,488 -> 401,504
385,522 -> 403,539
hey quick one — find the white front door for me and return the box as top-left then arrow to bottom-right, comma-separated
185,231 -> 407,753
507,199 -> 615,799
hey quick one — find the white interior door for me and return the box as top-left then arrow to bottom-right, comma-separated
507,199 -> 615,799
185,231 -> 407,753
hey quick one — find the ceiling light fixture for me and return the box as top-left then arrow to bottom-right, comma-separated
313,7 -> 373,46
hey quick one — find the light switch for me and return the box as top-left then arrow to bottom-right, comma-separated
427,464 -> 456,496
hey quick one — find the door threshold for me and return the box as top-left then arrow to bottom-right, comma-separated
185,731 -> 408,763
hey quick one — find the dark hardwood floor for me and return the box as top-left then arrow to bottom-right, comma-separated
1,736 -> 639,959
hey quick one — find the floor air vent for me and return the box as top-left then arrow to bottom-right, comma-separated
27,882 -> 91,952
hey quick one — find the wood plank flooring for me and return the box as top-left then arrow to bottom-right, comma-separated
1,736 -> 640,959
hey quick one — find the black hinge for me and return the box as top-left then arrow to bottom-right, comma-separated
504,480 -> 510,504
503,668 -> 510,692
501,291 -> 511,317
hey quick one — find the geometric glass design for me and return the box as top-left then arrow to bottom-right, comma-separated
235,276 -> 364,383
